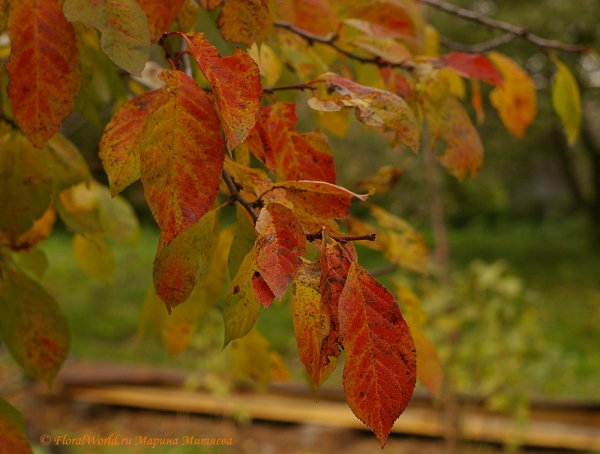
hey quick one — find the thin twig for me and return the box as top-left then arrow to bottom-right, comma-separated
222,168 -> 259,223
421,0 -> 589,53
263,84 -> 317,93
439,33 -> 516,53
305,231 -> 376,244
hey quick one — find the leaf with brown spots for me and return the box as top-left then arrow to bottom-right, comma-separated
135,0 -> 186,41
218,0 -> 272,46
141,70 -> 224,246
0,264 -> 69,385
7,0 -> 80,148
339,262 -> 416,447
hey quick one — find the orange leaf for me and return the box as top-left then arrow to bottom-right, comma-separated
0,205 -> 56,253
0,415 -> 33,454
141,70 -> 224,246
179,33 -> 262,151
99,89 -> 170,196
258,103 -> 336,183
339,263 -> 416,447
487,51 -> 537,139
218,0 -> 272,46
135,0 -> 186,41
7,0 -> 80,148
310,73 -> 419,153
199,0 -> 223,10
441,52 -> 503,87
277,0 -> 340,38
254,203 -> 306,300
266,180 -> 369,219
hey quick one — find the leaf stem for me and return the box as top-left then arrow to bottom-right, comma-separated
221,168 -> 259,223
305,231 -> 376,244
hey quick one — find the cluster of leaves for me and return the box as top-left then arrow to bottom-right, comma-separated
0,0 -> 590,450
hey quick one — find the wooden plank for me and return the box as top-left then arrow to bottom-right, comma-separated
68,386 -> 600,451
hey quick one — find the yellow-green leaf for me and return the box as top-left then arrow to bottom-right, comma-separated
73,233 -> 115,282
550,54 -> 582,147
228,204 -> 257,280
230,328 -> 272,392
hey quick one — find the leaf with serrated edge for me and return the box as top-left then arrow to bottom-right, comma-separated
0,264 -> 69,385
153,210 -> 216,312
218,0 -> 271,46
100,89 -> 169,196
487,51 -> 537,139
135,0 -> 186,42
254,203 -> 306,300
7,0 -> 80,148
550,54 -> 581,147
63,0 -> 151,75
141,70 -> 224,246
0,415 -> 33,454
223,250 -> 262,348
339,263 -> 416,447
179,33 -> 262,151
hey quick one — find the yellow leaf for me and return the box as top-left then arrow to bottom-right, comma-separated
550,54 -> 581,147
270,351 -> 292,381
248,43 -> 282,87
230,328 -> 272,392
72,233 -> 115,282
423,24 -> 439,57
438,68 -> 465,99
137,285 -> 167,340
487,52 -> 537,139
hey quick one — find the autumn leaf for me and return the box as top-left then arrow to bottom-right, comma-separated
6,0 -> 80,148
487,51 -> 537,139
248,43 -> 282,87
63,0 -> 151,76
230,328 -> 272,392
0,204 -> 55,253
153,210 -> 216,312
229,204 -> 257,280
223,250 -> 262,347
309,73 -> 419,153
0,415 -> 33,454
0,264 -> 69,385
339,263 -> 416,447
178,33 -> 262,151
355,165 -> 403,194
199,0 -> 223,10
471,78 -> 485,125
441,52 -> 503,87
252,273 -> 275,308
277,0 -> 340,38
550,54 -> 582,146
45,133 -> 91,192
141,70 -> 224,246
99,89 -> 170,196
351,35 -> 412,65
0,398 -> 26,435
73,233 -> 115,282
254,203 -> 306,300
218,0 -> 272,46
135,0 -> 186,42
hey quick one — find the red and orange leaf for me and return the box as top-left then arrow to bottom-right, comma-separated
339,263 -> 416,447
218,0 -> 272,46
266,181 -> 369,220
199,0 -> 223,10
63,0 -> 151,76
0,265 -> 69,385
487,51 -> 537,139
0,415 -> 33,454
141,70 -> 224,246
7,0 -> 80,149
254,203 -> 306,300
252,273 -> 275,308
179,33 -> 262,151
99,89 -> 169,196
310,73 -> 419,153
441,52 -> 503,87
277,0 -> 340,38
153,210 -> 216,312
135,0 -> 186,41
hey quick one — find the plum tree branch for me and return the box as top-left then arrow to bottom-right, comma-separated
305,231 -> 376,244
222,168 -> 260,223
421,0 -> 589,53
438,33 -> 516,53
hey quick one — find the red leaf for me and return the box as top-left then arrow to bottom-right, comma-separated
7,0 -> 80,148
179,33 -> 262,151
252,272 -> 274,308
254,203 -> 306,300
441,52 -> 503,87
141,70 -> 224,246
99,89 -> 170,196
135,0 -> 186,41
0,415 -> 33,454
339,263 -> 416,447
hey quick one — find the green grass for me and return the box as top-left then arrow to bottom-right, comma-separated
34,217 -> 600,400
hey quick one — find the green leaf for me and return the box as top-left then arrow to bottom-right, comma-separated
0,398 -> 26,434
0,264 -> 69,385
63,0 -> 151,75
550,54 -> 582,147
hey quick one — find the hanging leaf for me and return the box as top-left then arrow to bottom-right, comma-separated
254,203 -> 306,300
99,89 -> 169,196
0,415 -> 33,454
0,264 -> 70,385
218,0 -> 272,46
277,0 -> 340,38
471,78 -> 484,126
550,54 -> 582,147
223,250 -> 262,347
178,33 -> 262,151
153,210 -> 216,312
7,0 -> 80,149
45,133 -> 91,192
63,0 -> 151,75
141,70 -> 224,246
339,263 -> 416,447
248,43 -> 282,87
441,52 -> 503,87
487,51 -> 537,139
252,273 -> 275,308
309,73 -> 419,153
135,0 -> 186,42
230,328 -> 272,392
72,233 -> 115,282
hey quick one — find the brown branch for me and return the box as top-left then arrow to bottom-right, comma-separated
421,0 -> 589,54
263,84 -> 317,94
305,231 -> 376,244
439,33 -> 516,53
221,168 -> 259,223
273,21 -> 415,69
